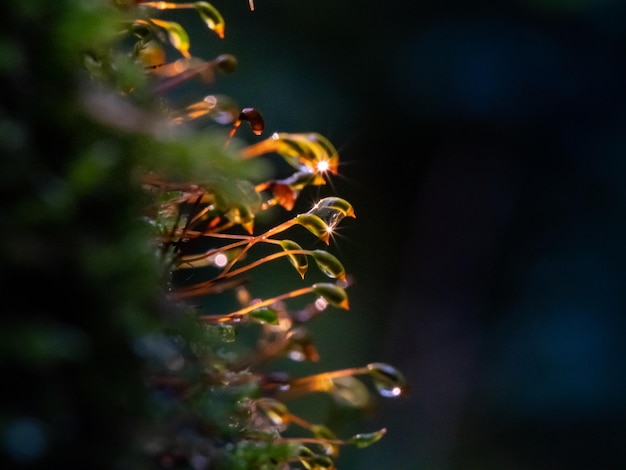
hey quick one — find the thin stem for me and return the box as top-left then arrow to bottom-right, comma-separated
176,219 -> 238,239
168,275 -> 245,299
138,2 -> 196,9
177,234 -> 282,266
272,366 -> 370,399
276,436 -> 347,447
217,249 -> 310,279
218,218 -> 296,276
175,219 -> 295,272
196,286 -> 315,322
177,192 -> 205,242
289,366 -> 370,387
224,118 -> 241,148
188,204 -> 211,226
153,60 -> 216,94
177,237 -> 252,266
181,248 -> 309,281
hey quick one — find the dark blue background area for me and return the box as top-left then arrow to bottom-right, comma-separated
188,0 -> 626,467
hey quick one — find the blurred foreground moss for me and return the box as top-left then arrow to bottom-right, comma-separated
0,1 -> 406,468
1,2 -> 175,468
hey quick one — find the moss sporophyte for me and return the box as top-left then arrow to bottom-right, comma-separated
85,1 -> 410,467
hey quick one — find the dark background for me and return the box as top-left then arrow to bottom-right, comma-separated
187,1 -> 626,468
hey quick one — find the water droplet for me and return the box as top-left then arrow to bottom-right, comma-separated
348,428 -> 387,448
314,297 -> 329,311
214,253 -> 228,267
203,95 -> 217,106
316,159 -> 330,173
214,54 -> 237,74
214,110 -> 235,124
366,363 -> 407,398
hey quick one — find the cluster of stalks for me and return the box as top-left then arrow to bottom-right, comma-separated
105,1 -> 409,467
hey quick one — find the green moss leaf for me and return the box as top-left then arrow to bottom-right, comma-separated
348,428 -> 387,448
279,240 -> 308,278
312,283 -> 349,310
193,1 -> 226,38
149,18 -> 191,58
249,307 -> 279,325
310,197 -> 356,218
310,250 -> 346,281
294,214 -> 330,244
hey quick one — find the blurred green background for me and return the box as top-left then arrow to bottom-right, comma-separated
183,0 -> 626,468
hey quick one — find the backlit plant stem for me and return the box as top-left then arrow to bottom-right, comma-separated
193,286 -> 317,322
153,59 -> 218,94
181,218 -> 299,275
274,366 -> 370,398
183,249 -> 312,279
177,233 -> 280,265
139,2 -> 197,8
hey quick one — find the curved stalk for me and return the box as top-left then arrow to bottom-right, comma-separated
180,248 -> 309,278
194,286 -> 315,322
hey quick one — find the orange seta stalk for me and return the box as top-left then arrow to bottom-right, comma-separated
270,366 -> 371,399
194,286 -> 316,322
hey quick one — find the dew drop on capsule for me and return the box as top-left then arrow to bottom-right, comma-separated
366,362 -> 407,398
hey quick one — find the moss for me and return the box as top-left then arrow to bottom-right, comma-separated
0,2 -> 405,468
